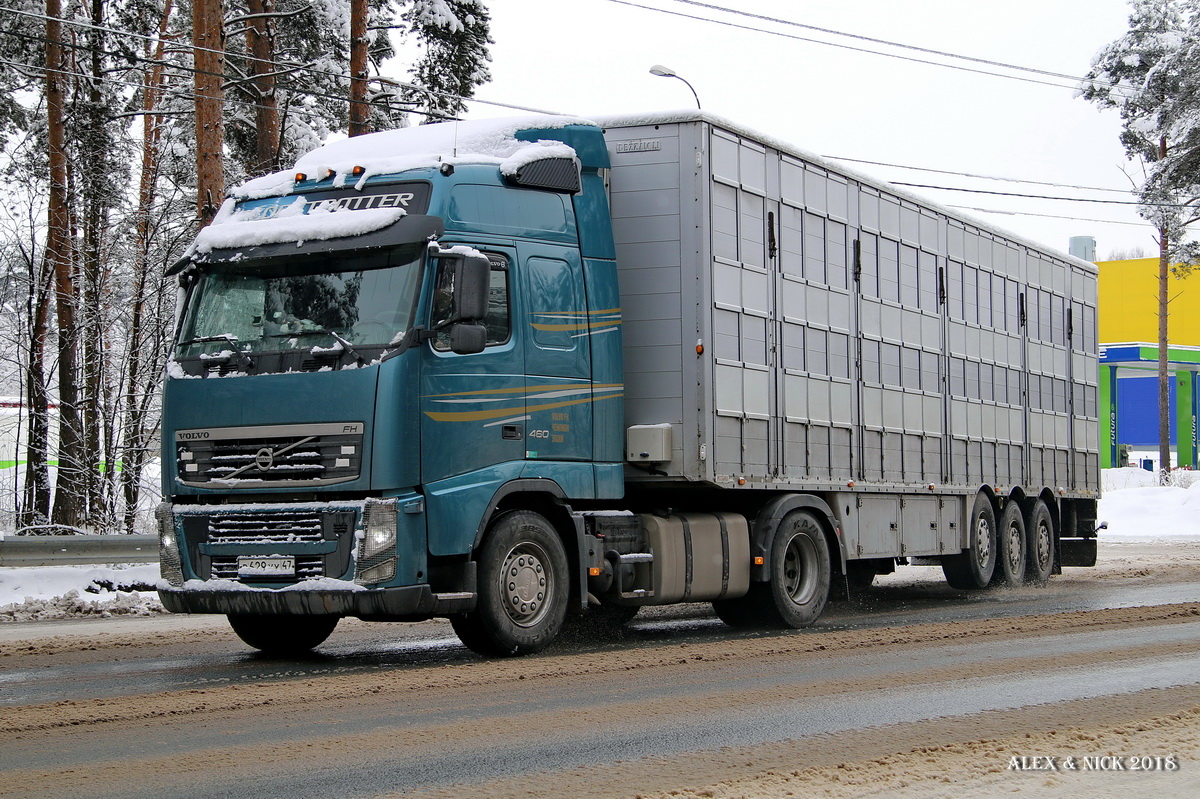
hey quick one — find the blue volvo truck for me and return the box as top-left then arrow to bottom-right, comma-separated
157,112 -> 1100,655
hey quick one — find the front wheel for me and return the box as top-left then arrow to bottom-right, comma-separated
227,614 -> 339,655
451,510 -> 569,657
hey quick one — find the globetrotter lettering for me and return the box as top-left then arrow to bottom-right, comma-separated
242,192 -> 416,220
304,193 -> 415,214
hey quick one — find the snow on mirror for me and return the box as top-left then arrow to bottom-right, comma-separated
176,243 -> 424,358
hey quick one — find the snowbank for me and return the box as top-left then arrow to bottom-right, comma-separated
0,564 -> 163,622
1099,467 -> 1200,539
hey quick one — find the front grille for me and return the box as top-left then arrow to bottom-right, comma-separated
207,510 -> 324,544
179,505 -> 358,582
176,422 -> 364,488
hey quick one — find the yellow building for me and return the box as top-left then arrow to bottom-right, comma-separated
1097,256 -> 1200,468
1098,256 -> 1200,343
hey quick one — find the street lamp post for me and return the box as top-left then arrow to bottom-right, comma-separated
649,64 -> 701,110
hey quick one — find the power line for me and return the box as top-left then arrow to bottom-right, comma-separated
603,0 -> 1093,91
948,205 -> 1154,228
889,181 -> 1190,208
0,4 -> 561,117
822,155 -> 1135,195
665,0 -> 1090,84
0,29 -> 390,120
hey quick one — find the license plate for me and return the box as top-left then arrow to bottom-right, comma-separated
237,556 -> 295,578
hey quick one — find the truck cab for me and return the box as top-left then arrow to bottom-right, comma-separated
158,119 -> 626,654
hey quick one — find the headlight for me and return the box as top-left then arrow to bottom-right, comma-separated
356,498 -> 398,584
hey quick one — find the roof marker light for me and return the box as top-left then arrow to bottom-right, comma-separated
294,172 -> 306,183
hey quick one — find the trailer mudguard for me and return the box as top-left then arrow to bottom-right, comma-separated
749,494 -> 846,582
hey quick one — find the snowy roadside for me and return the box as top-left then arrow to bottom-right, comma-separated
0,564 -> 164,623
0,468 -> 1194,622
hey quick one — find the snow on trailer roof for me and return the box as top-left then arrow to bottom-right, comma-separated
230,110 -> 1094,274
592,110 -> 1097,274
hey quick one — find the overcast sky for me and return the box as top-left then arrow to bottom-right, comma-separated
441,0 -> 1152,261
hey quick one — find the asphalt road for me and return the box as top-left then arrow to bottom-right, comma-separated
1,551 -> 1198,799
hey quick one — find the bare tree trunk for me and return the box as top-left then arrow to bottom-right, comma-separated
122,0 -> 175,534
1157,137 -> 1172,485
45,0 -> 86,530
194,0 -> 225,226
79,0 -> 111,529
246,0 -> 281,172
1158,222 -> 1172,484
348,0 -> 370,136
20,263 -> 54,531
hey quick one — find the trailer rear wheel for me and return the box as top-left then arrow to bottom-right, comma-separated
994,501 -> 1027,586
942,493 -> 997,590
227,614 -> 339,655
1025,500 -> 1055,584
450,510 -> 568,657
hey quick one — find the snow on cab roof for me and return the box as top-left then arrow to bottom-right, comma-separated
234,115 -> 595,200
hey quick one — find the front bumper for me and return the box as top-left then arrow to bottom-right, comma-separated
158,583 -> 473,619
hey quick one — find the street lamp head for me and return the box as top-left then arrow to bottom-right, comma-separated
648,64 -> 701,110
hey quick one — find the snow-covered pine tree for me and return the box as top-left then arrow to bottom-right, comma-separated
398,0 -> 492,122
1080,0 -> 1200,481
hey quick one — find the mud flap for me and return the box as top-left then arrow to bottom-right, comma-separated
1059,538 -> 1097,567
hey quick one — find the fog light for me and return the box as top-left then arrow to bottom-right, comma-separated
357,559 -> 396,584
155,502 -> 184,586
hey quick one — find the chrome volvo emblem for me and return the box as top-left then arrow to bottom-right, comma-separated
254,448 -> 274,471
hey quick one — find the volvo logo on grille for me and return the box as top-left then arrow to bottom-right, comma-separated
254,448 -> 274,471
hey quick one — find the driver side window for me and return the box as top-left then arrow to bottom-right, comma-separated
433,253 -> 510,351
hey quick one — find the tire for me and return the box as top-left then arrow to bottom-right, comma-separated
1025,500 -> 1055,584
452,510 -> 569,657
227,614 -> 339,655
994,500 -> 1027,586
714,510 -> 831,629
942,493 -> 998,590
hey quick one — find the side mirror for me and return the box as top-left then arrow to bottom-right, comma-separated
431,251 -> 490,326
450,323 -> 487,355
456,254 -> 490,322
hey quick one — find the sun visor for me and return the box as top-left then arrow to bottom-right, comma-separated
168,213 -> 445,275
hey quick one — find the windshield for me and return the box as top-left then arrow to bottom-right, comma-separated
175,244 -> 424,358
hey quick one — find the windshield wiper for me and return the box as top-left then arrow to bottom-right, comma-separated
177,333 -> 240,347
